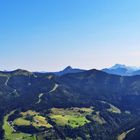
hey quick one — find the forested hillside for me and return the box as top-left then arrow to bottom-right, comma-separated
0,69 -> 140,139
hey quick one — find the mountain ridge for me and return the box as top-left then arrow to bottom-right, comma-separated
1,64 -> 140,76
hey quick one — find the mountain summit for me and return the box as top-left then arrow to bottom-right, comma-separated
102,64 -> 140,76
63,66 -> 73,71
52,66 -> 85,76
110,64 -> 128,69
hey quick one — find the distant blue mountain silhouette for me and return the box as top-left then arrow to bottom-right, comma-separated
102,64 -> 140,76
35,64 -> 140,76
50,66 -> 86,76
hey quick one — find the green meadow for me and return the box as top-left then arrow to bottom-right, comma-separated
3,111 -> 36,140
49,107 -> 93,128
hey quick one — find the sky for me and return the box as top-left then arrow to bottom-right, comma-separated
0,0 -> 140,71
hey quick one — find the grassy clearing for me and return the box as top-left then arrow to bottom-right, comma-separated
3,111 -> 15,137
50,107 -> 93,128
21,110 -> 39,116
51,107 -> 93,116
3,111 -> 36,140
101,101 -> 121,114
3,110 -> 54,140
117,128 -> 135,140
107,103 -> 121,114
51,114 -> 89,128
14,118 -> 30,126
33,115 -> 52,128
14,110 -> 52,129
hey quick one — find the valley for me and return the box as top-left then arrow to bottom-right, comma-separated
0,69 -> 140,139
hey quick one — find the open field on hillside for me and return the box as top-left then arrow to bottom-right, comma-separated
14,110 -> 52,129
3,111 -> 36,140
49,107 -> 93,128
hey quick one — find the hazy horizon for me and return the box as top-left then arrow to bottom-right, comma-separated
1,0 -> 140,71
1,63 -> 140,73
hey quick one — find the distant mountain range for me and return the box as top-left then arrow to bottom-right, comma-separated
3,64 -> 140,77
102,64 -> 140,76
45,64 -> 140,76
35,66 -> 86,76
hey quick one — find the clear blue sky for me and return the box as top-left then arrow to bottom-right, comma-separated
0,0 -> 140,71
